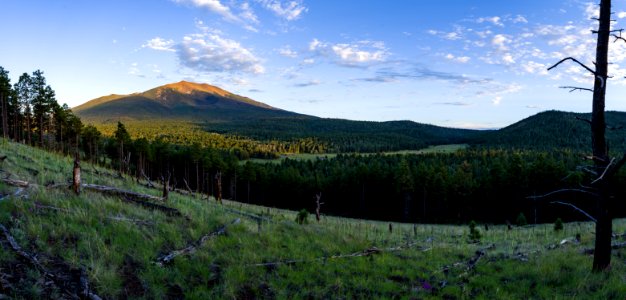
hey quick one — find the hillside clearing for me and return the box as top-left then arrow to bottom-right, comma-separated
0,141 -> 625,298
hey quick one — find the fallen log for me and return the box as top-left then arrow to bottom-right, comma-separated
222,207 -> 273,223
582,242 -> 626,255
251,242 -> 424,268
81,184 -> 163,202
1,178 -> 29,188
0,224 -> 102,300
121,196 -> 185,218
156,218 -> 241,266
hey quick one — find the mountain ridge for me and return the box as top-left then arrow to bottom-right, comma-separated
73,80 -> 302,122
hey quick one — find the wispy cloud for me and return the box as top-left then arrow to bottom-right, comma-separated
435,101 -> 473,106
445,53 -> 471,63
293,79 -> 321,87
278,46 -> 298,58
174,0 -> 239,21
144,24 -> 264,75
308,39 -> 389,66
142,37 -> 176,52
477,16 -> 504,27
258,0 -> 308,21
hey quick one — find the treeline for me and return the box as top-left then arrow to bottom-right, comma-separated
237,149 -> 626,223
206,118 -> 480,153
0,67 -> 83,153
474,110 -> 626,152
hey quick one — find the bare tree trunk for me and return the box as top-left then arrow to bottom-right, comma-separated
73,152 -> 81,195
315,192 -> 323,222
215,171 -> 222,204
592,0 -> 612,272
162,172 -> 170,201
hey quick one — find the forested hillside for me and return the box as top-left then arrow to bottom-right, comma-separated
475,110 -> 626,152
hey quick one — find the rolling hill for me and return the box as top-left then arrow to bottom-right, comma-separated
73,81 -> 482,152
475,110 -> 626,152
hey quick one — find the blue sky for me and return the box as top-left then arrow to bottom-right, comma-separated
2,0 -> 626,128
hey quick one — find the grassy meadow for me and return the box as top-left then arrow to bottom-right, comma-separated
0,140 -> 625,299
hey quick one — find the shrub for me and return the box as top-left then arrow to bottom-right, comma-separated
516,213 -> 528,227
295,209 -> 309,225
554,218 -> 564,231
468,220 -> 481,242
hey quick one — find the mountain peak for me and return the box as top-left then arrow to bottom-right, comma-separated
161,81 -> 231,97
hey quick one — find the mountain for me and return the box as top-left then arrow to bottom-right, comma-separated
73,81 -> 304,122
73,81 -> 481,152
475,110 -> 626,152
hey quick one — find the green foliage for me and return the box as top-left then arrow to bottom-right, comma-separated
468,220 -> 481,241
295,209 -> 309,225
517,213 -> 528,227
554,218 -> 564,231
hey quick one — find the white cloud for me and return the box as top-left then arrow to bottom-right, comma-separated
278,46 -> 298,58
492,96 -> 502,105
585,2 -> 599,19
178,31 -> 264,74
522,61 -> 549,75
174,0 -> 239,21
331,44 -> 386,64
502,54 -> 515,65
258,0 -> 307,21
302,58 -> 315,65
445,53 -> 471,63
239,2 -> 259,24
444,32 -> 462,40
309,38 -> 323,51
618,12 -> 626,19
512,15 -> 528,24
309,39 -> 389,66
491,34 -> 510,51
143,37 -> 176,52
477,16 -> 503,27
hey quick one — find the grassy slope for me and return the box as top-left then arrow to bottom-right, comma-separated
0,141 -> 625,298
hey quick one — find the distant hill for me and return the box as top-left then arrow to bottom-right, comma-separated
73,81 -> 481,152
475,110 -> 626,152
73,81 -> 304,122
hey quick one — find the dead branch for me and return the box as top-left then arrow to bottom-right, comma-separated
251,242 -> 424,268
156,218 -> 241,266
550,201 -> 597,223
547,57 -> 596,75
121,196 -> 185,218
106,215 -> 154,226
575,117 -> 593,126
561,86 -> 593,93
81,184 -> 163,202
591,157 -> 616,184
1,178 -> 29,188
0,224 -> 102,300
183,178 -> 194,197
140,170 -> 155,188
221,207 -> 273,223
526,188 -> 600,200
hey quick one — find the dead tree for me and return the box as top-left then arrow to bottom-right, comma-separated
215,171 -> 222,204
73,152 -> 81,195
162,172 -> 170,201
546,0 -> 625,271
315,192 -> 324,222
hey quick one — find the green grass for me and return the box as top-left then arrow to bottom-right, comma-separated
0,139 -> 625,299
244,144 -> 468,164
